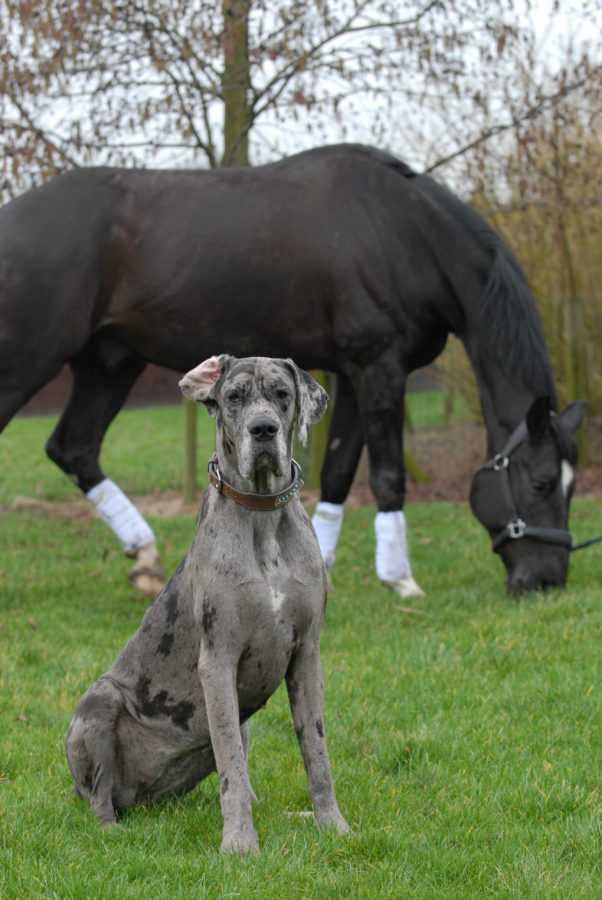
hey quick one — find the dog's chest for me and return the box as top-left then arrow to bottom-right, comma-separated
251,519 -> 322,603
199,516 -> 323,649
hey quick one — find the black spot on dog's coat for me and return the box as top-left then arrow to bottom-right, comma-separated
165,594 -> 179,627
135,675 -> 195,730
202,604 -> 217,634
157,632 -> 174,656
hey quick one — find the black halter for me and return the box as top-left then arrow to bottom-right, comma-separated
479,418 -> 600,554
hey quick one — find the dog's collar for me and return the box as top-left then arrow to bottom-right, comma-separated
207,453 -> 304,511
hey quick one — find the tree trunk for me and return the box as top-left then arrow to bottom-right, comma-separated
222,0 -> 251,167
182,2 -> 252,504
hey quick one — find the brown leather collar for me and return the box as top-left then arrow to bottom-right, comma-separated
207,453 -> 304,511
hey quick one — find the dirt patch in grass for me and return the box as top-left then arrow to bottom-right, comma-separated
339,421 -> 602,507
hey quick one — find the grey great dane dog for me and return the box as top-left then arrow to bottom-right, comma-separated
65,355 -> 350,854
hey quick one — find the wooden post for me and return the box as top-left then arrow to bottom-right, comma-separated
182,395 -> 198,504
306,371 -> 332,490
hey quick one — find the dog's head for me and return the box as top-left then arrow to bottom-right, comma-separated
179,355 -> 328,482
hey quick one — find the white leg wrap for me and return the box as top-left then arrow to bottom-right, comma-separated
375,510 -> 411,580
374,510 -> 425,598
86,478 -> 155,556
311,502 -> 344,571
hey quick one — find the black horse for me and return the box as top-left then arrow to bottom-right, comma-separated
0,144 -> 584,596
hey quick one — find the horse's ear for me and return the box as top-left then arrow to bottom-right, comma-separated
179,354 -> 235,417
284,360 -> 328,447
559,400 -> 586,435
526,396 -> 553,441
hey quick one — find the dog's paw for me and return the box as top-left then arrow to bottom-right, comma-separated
101,820 -> 126,834
220,825 -> 260,855
314,808 -> 351,836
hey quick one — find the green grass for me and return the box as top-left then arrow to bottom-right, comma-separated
0,390 -> 468,505
0,405 -> 217,504
406,388 -> 473,430
1,401 -> 600,898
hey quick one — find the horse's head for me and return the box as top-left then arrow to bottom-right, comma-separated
470,397 -> 586,595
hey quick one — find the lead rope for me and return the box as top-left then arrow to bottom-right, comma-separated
571,534 -> 602,552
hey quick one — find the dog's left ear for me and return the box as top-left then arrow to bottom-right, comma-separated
179,354 -> 235,417
284,360 -> 329,446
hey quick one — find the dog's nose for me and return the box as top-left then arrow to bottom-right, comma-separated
248,417 -> 279,442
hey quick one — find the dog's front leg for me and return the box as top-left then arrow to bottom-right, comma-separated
198,650 -> 258,854
286,644 -> 350,835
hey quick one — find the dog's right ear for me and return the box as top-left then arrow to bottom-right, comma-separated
179,355 -> 235,417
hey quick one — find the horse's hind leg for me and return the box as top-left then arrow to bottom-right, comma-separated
312,375 -> 364,570
45,348 -> 165,597
344,357 -> 424,599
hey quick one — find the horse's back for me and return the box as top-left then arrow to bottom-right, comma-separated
0,144 -> 500,392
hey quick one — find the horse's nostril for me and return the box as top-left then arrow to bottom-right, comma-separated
249,418 -> 279,442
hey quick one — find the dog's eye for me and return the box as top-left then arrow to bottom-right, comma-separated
227,391 -> 242,404
276,389 -> 290,402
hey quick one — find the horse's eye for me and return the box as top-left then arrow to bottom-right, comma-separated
533,478 -> 555,494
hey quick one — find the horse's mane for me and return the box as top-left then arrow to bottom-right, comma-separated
371,149 -> 556,400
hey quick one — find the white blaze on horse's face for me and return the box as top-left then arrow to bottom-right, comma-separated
561,460 -> 575,499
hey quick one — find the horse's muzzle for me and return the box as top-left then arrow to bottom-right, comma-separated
504,548 -> 569,595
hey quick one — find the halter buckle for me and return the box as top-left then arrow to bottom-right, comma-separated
493,454 -> 509,471
506,517 -> 526,539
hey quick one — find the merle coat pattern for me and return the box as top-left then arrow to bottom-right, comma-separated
65,356 -> 349,854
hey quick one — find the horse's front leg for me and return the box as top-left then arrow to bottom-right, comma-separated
349,359 -> 424,599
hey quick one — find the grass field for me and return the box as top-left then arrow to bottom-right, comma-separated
1,400 -> 600,898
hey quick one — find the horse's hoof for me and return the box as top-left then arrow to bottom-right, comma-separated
381,575 -> 426,599
129,541 -> 166,598
130,571 -> 165,598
